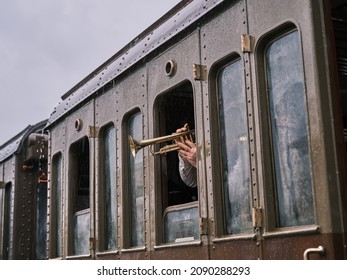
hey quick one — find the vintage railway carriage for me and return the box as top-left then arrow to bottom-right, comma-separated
0,120 -> 48,259
46,0 -> 347,259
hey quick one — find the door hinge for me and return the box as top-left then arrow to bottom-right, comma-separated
252,207 -> 263,228
88,126 -> 99,138
193,64 -> 207,81
241,34 -> 255,53
199,217 -> 208,235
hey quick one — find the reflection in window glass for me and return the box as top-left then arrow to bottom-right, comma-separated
266,31 -> 314,227
129,113 -> 144,247
217,59 -> 252,234
103,127 -> 116,250
51,154 -> 62,258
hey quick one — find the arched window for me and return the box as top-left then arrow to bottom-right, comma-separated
216,58 -> 253,234
50,153 -> 62,258
100,126 -> 117,251
69,137 -> 90,255
128,112 -> 144,247
265,30 -> 314,227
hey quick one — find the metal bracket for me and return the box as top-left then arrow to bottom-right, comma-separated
89,237 -> 96,250
252,207 -> 263,228
88,126 -> 99,138
241,34 -> 255,53
193,64 -> 207,81
200,217 -> 208,235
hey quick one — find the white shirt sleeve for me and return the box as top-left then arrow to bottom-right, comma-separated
178,155 -> 197,188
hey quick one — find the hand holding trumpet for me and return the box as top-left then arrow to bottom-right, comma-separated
175,124 -> 197,168
128,123 -> 197,187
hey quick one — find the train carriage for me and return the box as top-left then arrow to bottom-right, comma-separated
0,120 -> 48,259
45,0 -> 347,259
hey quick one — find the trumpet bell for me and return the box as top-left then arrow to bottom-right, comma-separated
129,135 -> 141,157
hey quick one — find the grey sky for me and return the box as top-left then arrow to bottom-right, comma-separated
0,0 -> 181,145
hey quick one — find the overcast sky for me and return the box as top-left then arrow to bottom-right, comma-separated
0,0 -> 181,145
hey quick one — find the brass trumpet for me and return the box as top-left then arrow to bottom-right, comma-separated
129,129 -> 195,157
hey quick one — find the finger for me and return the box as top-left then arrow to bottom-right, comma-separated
179,150 -> 187,157
185,139 -> 195,148
176,141 -> 190,151
176,126 -> 187,133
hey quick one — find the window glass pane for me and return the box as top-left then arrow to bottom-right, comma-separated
52,154 -> 62,258
74,210 -> 90,255
36,180 -> 47,259
129,113 -> 144,246
104,127 -> 116,250
164,206 -> 199,243
266,31 -> 314,227
217,59 -> 252,234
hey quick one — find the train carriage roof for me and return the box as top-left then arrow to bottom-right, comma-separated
0,120 -> 47,163
46,0 -> 225,128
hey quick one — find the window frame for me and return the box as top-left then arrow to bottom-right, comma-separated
257,24 -> 316,232
98,124 -> 117,252
122,109 -> 145,249
152,81 -> 200,246
49,152 -> 63,259
67,136 -> 91,256
210,54 -> 254,238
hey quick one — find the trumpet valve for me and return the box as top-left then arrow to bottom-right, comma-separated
157,143 -> 181,155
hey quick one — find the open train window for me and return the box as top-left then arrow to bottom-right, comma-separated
50,153 -> 62,258
154,81 -> 198,243
68,137 -> 90,255
264,30 -> 314,228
